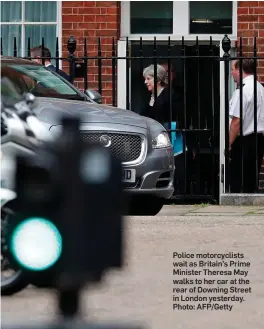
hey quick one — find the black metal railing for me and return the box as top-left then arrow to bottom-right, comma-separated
1,34 -> 264,202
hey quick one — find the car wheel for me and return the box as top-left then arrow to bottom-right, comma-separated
129,195 -> 164,216
1,265 -> 28,296
1,205 -> 29,296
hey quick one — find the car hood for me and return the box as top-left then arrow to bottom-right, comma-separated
35,97 -> 148,129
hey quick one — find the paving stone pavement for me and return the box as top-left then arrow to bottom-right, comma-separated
2,204 -> 264,329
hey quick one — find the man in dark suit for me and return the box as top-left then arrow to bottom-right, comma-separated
30,45 -> 70,82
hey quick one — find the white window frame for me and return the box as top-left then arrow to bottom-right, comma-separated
119,1 -> 238,108
0,1 -> 62,63
121,1 -> 237,41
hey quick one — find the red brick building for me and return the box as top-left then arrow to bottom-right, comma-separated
1,1 -> 264,194
1,1 -> 264,102
59,1 -> 264,105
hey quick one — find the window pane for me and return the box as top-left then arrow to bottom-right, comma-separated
25,25 -> 57,64
130,1 -> 173,34
0,25 -> 22,56
1,1 -> 21,22
189,1 -> 232,34
25,1 -> 57,22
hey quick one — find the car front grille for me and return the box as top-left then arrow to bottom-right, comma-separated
80,132 -> 143,163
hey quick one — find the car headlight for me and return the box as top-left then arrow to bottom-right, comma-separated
152,132 -> 172,149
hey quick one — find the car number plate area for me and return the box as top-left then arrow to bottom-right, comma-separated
122,169 -> 136,183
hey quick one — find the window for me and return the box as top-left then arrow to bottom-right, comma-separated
189,1 -> 233,34
130,1 -> 173,34
0,1 -> 60,58
121,1 -> 236,38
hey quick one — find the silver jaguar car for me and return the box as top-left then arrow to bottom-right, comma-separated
1,57 -> 175,215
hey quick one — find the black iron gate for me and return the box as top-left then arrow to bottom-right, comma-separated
1,34 -> 263,203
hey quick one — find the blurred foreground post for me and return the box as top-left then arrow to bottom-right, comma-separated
3,115 -> 144,329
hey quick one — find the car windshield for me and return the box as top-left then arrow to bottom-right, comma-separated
1,63 -> 87,101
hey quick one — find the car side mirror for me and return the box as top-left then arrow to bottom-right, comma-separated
84,89 -> 102,104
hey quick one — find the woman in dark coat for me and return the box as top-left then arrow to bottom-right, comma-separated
142,64 -> 175,123
142,64 -> 186,194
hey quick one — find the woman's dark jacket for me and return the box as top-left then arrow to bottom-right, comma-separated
141,87 -> 184,127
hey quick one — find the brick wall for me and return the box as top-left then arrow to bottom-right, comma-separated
61,1 -> 264,190
237,1 -> 264,82
61,1 -> 264,97
237,1 -> 264,190
61,1 -> 120,104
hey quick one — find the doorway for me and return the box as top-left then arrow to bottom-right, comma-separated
129,41 -> 220,202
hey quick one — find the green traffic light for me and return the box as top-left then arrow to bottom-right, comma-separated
10,217 -> 62,271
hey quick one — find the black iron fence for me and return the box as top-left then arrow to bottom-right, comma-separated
1,34 -> 264,202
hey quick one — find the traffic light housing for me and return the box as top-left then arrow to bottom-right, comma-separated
6,144 -> 63,280
6,115 -> 124,289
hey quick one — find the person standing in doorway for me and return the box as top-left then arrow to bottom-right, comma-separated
142,64 -> 170,122
30,46 -> 70,82
228,59 -> 264,193
142,64 -> 185,193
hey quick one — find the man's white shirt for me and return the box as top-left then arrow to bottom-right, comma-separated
229,75 -> 264,135
229,88 -> 239,128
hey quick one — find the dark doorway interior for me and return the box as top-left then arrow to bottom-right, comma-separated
130,41 -> 220,202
